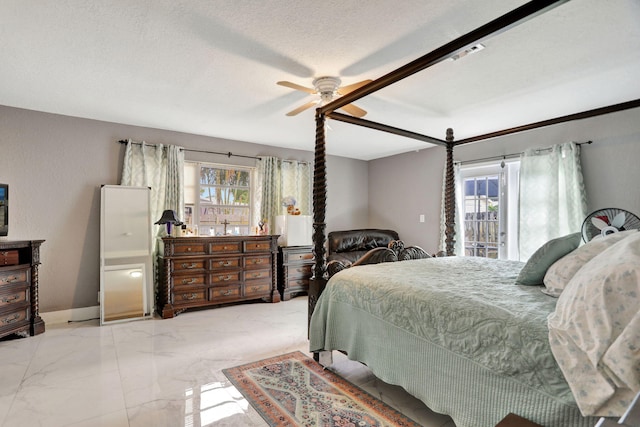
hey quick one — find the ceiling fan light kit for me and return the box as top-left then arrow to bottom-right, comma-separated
278,76 -> 371,117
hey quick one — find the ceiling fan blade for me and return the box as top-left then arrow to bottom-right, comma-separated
286,101 -> 318,116
336,79 -> 373,95
340,103 -> 367,118
277,81 -> 316,94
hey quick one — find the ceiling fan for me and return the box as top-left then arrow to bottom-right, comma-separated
277,76 -> 372,117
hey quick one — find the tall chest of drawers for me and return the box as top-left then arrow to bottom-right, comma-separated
0,240 -> 45,339
157,235 -> 280,318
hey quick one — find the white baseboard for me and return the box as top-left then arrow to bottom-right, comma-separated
41,306 -> 100,325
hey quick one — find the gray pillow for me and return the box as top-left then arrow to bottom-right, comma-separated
516,232 -> 581,286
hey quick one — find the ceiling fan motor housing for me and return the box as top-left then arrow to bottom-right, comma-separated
313,76 -> 341,99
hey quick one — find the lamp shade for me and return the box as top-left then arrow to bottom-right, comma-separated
155,210 -> 181,225
155,210 -> 182,236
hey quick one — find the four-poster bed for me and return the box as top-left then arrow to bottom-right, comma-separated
307,1 -> 640,426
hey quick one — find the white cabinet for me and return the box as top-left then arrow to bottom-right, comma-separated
100,185 -> 152,325
275,215 -> 312,246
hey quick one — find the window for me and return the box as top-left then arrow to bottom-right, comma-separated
184,162 -> 254,236
459,161 -> 520,260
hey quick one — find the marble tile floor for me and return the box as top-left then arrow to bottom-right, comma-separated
0,297 -> 454,427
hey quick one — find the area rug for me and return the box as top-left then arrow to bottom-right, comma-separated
223,351 -> 422,427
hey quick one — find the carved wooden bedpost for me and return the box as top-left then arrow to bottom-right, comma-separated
308,109 -> 328,331
445,128 -> 457,256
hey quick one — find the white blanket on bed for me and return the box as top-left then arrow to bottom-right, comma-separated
548,231 -> 640,417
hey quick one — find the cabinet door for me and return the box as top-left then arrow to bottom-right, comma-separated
101,186 -> 151,259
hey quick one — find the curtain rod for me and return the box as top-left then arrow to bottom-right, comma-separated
456,140 -> 593,165
118,139 -> 261,160
117,139 -> 310,165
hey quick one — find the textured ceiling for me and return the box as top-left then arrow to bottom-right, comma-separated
1,0 -> 639,160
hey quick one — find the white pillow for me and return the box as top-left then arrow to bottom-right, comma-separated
542,229 -> 638,297
547,230 -> 640,416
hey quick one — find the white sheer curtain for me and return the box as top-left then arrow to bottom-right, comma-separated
518,142 -> 587,260
121,140 -> 184,245
257,156 -> 311,233
281,160 -> 311,215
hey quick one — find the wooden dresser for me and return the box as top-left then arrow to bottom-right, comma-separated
157,235 -> 280,318
277,245 -> 313,301
0,240 -> 45,339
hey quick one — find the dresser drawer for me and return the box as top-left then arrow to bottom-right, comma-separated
171,242 -> 206,256
286,264 -> 312,278
0,267 -> 29,286
0,306 -> 29,328
210,241 -> 242,254
0,250 -> 19,266
0,284 -> 29,308
171,274 -> 206,287
171,259 -> 206,273
210,271 -> 241,284
283,250 -> 314,264
244,269 -> 271,281
244,280 -> 271,297
172,288 -> 207,306
209,257 -> 241,270
286,277 -> 309,290
244,240 -> 272,253
244,255 -> 271,270
209,285 -> 242,302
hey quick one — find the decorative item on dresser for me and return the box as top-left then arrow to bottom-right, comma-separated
277,245 -> 313,301
0,240 -> 45,339
157,235 -> 280,318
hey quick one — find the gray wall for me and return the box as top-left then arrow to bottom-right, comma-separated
0,105 -> 368,312
369,107 -> 640,253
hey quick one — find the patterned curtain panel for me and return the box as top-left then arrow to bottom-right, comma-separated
121,140 -> 184,245
518,142 -> 587,261
258,156 -> 281,232
257,156 -> 311,233
165,144 -> 185,217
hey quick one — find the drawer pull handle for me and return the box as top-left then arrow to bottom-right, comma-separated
221,290 -> 232,296
181,278 -> 197,285
2,313 -> 20,324
218,275 -> 232,281
218,261 -> 232,267
187,247 -> 192,252
223,246 -> 228,250
252,273 -> 261,278
181,293 -> 198,300
252,259 -> 263,264
1,294 -> 19,303
181,263 -> 197,269
252,286 -> 260,292
2,276 -> 19,284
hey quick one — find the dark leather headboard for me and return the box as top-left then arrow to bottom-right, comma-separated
328,229 -> 400,254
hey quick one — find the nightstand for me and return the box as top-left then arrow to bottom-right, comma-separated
277,245 -> 313,301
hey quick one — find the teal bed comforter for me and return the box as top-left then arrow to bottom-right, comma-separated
309,257 -> 598,427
